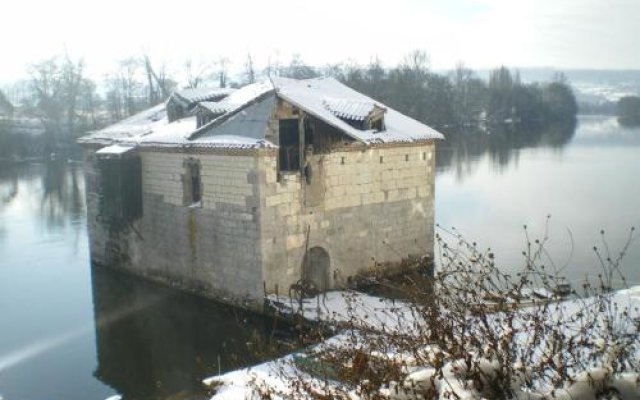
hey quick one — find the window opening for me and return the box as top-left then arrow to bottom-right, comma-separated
184,160 -> 202,205
98,156 -> 143,220
279,119 -> 300,172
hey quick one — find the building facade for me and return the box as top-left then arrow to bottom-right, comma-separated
79,77 -> 443,310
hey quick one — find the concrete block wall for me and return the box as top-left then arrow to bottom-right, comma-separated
259,142 -> 436,293
86,149 -> 266,309
85,139 -> 437,307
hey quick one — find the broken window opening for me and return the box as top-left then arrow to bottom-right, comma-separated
308,117 -> 354,154
98,156 -> 143,220
167,101 -> 186,123
369,116 -> 385,131
343,118 -> 366,130
184,159 -> 202,205
304,118 -> 315,147
278,119 -> 301,172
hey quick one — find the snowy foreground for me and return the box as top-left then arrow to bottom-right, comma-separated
204,287 -> 640,400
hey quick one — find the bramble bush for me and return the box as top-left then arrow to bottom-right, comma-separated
212,222 -> 639,400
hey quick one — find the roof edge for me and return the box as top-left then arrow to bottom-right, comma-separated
275,91 -> 367,143
187,89 -> 276,141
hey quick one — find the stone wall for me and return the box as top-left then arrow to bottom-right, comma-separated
85,149 -> 266,309
258,141 -> 436,293
84,138 -> 437,308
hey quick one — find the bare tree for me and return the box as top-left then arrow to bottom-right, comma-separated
28,53 -> 87,150
0,89 -> 15,117
104,57 -> 145,121
244,53 -> 256,84
143,55 -> 158,105
217,57 -> 230,88
104,74 -> 123,121
143,55 -> 175,104
60,53 -> 84,138
264,53 -> 281,78
77,79 -> 99,130
280,54 -> 318,79
119,57 -> 142,116
184,58 -> 214,89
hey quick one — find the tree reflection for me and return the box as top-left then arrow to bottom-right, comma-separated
437,120 -> 577,179
40,161 -> 85,229
0,162 -> 86,243
0,166 -> 20,206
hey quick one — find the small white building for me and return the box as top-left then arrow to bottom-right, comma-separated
79,77 -> 443,309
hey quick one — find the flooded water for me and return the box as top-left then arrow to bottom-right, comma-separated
436,116 -> 640,287
0,115 -> 639,399
0,163 -> 291,400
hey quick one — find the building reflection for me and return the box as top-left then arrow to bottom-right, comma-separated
90,266 -> 292,400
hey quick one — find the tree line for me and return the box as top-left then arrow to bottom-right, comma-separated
617,96 -> 640,126
578,95 -> 640,126
327,52 -> 577,131
0,50 -> 578,160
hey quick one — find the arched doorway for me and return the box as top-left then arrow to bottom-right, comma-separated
302,247 -> 330,291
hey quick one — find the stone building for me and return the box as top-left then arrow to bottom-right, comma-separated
78,77 -> 443,310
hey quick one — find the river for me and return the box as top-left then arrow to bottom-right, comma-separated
436,116 -> 640,286
0,116 -> 639,399
0,165 -> 291,399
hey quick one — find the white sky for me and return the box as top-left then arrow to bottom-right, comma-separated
2,0 -> 639,84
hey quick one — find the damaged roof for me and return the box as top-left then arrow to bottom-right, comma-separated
77,103 -> 167,145
78,77 -> 443,150
272,77 -> 444,143
323,98 -> 378,121
171,87 -> 235,107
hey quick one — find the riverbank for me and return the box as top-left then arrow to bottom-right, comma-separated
204,286 -> 640,399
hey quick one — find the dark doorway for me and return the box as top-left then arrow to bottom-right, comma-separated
184,160 -> 201,205
98,156 -> 143,220
302,247 -> 330,291
279,119 -> 300,171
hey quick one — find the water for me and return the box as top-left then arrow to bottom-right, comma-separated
0,163 -> 290,400
0,116 -> 639,399
436,116 -> 640,287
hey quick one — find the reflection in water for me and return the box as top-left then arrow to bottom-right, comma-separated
0,161 -> 86,248
1,117 -> 638,399
0,323 -> 92,374
437,119 -> 577,180
0,164 -> 294,400
571,115 -> 640,146
0,161 -> 85,230
435,116 -> 640,287
0,162 -> 106,400
91,266 -> 292,400
40,161 -> 85,229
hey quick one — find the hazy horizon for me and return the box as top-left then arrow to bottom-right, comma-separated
3,0 -> 640,85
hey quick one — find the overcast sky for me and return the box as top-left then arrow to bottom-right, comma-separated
2,0 -> 639,83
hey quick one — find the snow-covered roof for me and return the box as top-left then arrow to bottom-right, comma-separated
173,87 -> 234,105
95,144 -> 136,157
78,77 -> 443,150
206,80 -> 274,115
196,101 -> 231,115
78,103 -> 167,145
272,77 -> 444,143
323,98 -> 378,121
192,94 -> 275,145
135,116 -> 198,146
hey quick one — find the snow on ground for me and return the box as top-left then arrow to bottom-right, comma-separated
266,290 -> 417,333
207,286 -> 640,400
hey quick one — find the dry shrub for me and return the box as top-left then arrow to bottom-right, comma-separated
243,221 -> 639,400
